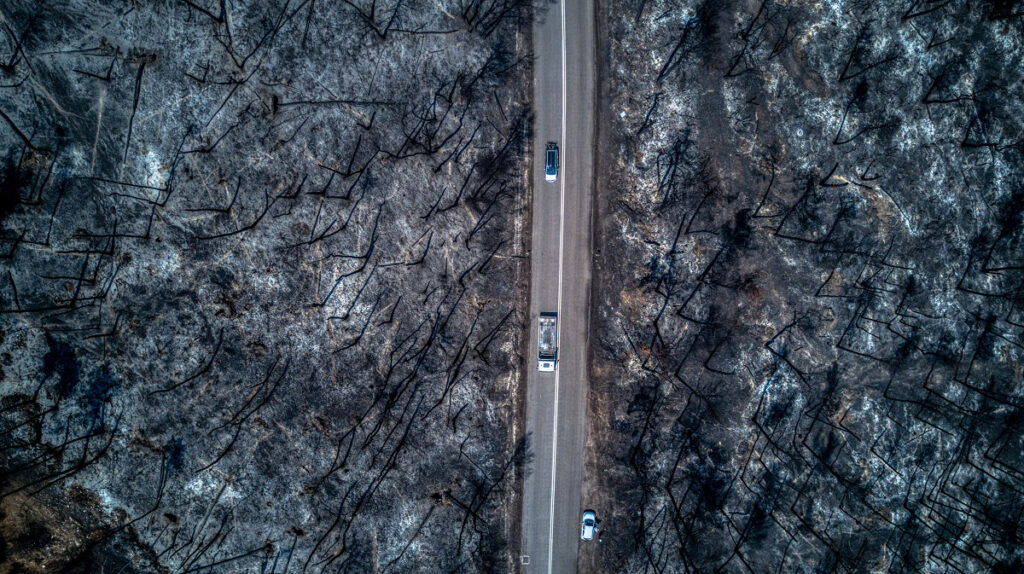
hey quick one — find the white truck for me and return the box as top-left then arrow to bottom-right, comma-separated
538,312 -> 558,372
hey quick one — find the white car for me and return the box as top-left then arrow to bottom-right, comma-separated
580,509 -> 597,541
545,142 -> 558,182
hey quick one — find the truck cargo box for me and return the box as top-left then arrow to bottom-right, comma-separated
538,312 -> 558,371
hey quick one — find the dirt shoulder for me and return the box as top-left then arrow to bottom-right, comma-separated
580,0 -> 627,570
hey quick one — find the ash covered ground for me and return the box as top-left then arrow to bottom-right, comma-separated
586,0 -> 1024,572
0,1 -> 533,572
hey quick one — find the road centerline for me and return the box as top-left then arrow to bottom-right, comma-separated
546,1 -> 569,572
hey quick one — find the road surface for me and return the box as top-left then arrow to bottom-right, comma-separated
520,0 -> 595,572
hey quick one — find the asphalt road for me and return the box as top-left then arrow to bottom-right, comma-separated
520,0 -> 595,572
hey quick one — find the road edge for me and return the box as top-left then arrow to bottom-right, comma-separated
581,0 -> 610,570
509,7 -> 535,573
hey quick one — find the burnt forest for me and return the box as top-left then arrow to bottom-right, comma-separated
0,1 -> 532,572
586,0 -> 1024,573
2,0 -> 1023,573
